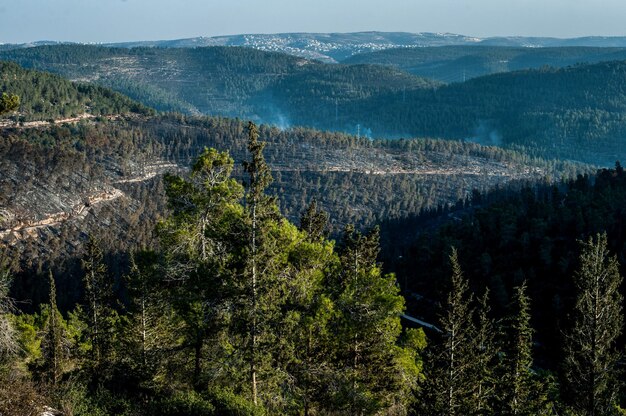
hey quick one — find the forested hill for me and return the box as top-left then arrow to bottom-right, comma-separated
342,45 -> 626,82
0,45 -> 438,121
2,114 -> 583,268
4,46 -> 626,164
331,60 -> 626,165
0,61 -> 153,121
380,164 -> 626,368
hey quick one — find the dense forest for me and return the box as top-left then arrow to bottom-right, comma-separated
0,61 -> 587,255
2,52 -> 626,414
0,62 -> 153,121
381,164 -> 626,375
0,46 -> 438,121
1,123 -> 625,415
4,47 -> 626,164
343,45 -> 626,82
0,112 -> 586,272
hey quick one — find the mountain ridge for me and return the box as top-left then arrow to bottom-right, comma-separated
7,31 -> 626,63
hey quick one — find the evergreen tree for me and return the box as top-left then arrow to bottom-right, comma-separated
277,230 -> 338,415
299,199 -> 330,242
497,281 -> 541,415
0,92 -> 19,115
331,225 -> 416,415
81,236 -> 114,370
122,251 -> 172,388
420,247 -> 475,416
562,233 -> 623,416
158,147 -> 244,388
40,270 -> 66,384
242,121 -> 279,406
468,288 -> 497,415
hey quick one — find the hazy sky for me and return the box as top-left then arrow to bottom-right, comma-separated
2,0 -> 626,44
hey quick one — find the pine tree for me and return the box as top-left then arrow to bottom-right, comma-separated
123,251 -> 172,387
331,225 -> 415,415
0,93 -> 19,115
242,121 -> 279,406
468,288 -> 497,415
299,199 -> 330,242
562,233 -> 623,416
497,281 -> 537,416
279,231 -> 338,415
81,236 -> 114,370
158,147 -> 244,388
40,270 -> 66,384
420,247 -> 475,416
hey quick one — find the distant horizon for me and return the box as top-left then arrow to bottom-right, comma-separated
7,30 -> 626,46
3,0 -> 626,45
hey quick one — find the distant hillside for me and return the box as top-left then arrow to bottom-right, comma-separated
343,45 -> 626,82
8,32 -> 626,64
0,61 -> 153,121
0,45 -> 438,123
102,32 -> 483,63
259,59 -> 626,166
4,50 -> 626,164
332,60 -> 626,165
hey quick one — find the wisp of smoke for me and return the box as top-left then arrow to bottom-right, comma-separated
466,120 -> 502,146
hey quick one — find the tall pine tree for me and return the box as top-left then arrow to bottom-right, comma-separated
420,247 -> 475,416
299,199 -> 330,242
40,270 -> 66,384
562,233 -> 623,416
158,147 -> 244,388
331,225 -> 416,415
468,288 -> 497,415
243,121 -> 275,406
497,281 -> 542,416
81,236 -> 114,371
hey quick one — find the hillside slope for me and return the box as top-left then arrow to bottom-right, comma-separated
0,61 -> 153,121
0,45 -> 438,124
343,45 -> 626,82
4,47 -> 626,165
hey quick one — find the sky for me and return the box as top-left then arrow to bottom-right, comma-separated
1,0 -> 626,44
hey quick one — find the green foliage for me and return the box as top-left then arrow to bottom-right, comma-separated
496,281 -> 539,415
468,288 -> 497,415
205,387 -> 265,416
157,391 -> 217,416
81,236 -> 116,372
0,61 -> 153,121
299,199 -> 330,242
328,225 -> 415,414
6,45 -> 626,163
0,92 -> 19,115
12,312 -> 43,366
384,166 -> 626,372
419,248 -> 476,415
562,233 -> 624,415
0,45 -> 436,121
40,270 -> 68,384
344,45 -> 626,83
155,388 -> 264,416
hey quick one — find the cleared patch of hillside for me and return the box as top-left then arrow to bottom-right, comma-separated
0,114 -> 588,268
